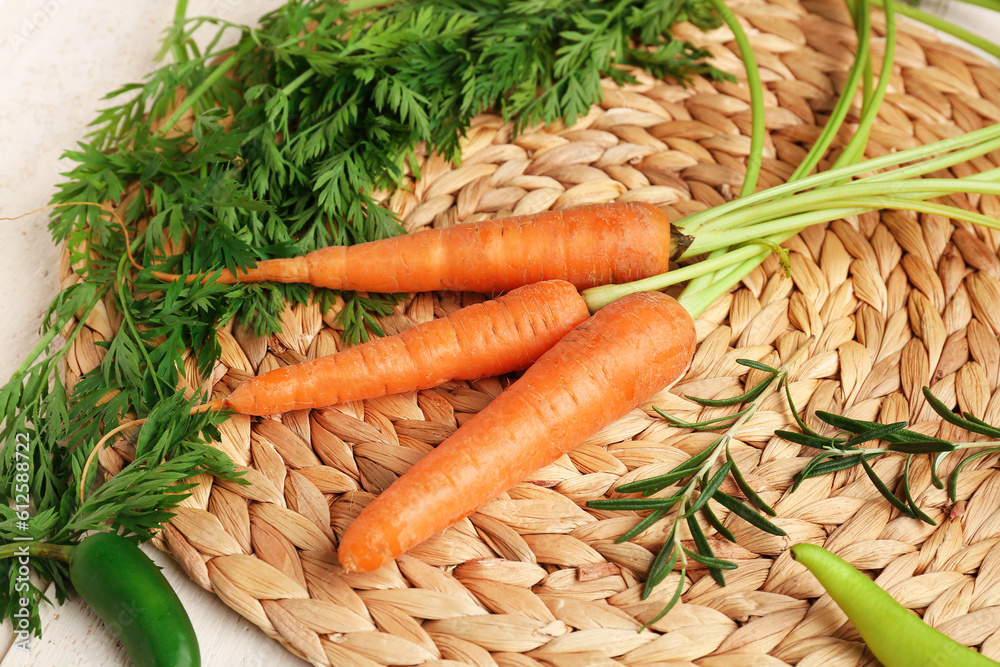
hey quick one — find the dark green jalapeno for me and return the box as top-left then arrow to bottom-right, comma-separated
68,532 -> 200,667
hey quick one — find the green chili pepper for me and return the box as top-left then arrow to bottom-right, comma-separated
68,532 -> 200,667
790,542 -> 999,667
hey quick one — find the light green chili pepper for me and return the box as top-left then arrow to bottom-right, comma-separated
790,542 -> 999,667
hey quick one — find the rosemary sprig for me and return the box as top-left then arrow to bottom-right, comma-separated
600,340 -> 1000,626
587,345 -> 811,626
778,385 -> 1000,523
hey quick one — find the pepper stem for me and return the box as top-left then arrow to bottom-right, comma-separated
0,541 -> 73,563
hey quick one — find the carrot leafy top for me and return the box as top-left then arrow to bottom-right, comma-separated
5,0 -> 1000,643
0,0 -> 726,636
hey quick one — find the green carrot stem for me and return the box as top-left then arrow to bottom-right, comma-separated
676,247 -> 729,304
583,243 -> 768,310
691,194 -> 1000,259
680,0 -> 883,309
681,0 -> 766,297
686,177 -> 1000,254
584,227 -> 796,316
596,180 -> 999,315
687,207 -> 867,257
829,0 -> 896,175
808,196 -> 1000,230
871,0 -> 1000,62
684,0 -> 878,299
707,0 -> 765,198
687,168 -> 1000,239
795,176 -> 1000,199
679,123 -> 1000,234
956,166 -> 1000,183
678,248 -> 773,318
595,130 -> 1000,313
859,140 -> 1000,186
787,0 -> 872,182
591,167 -> 1000,310
155,40 -> 255,137
170,0 -> 190,65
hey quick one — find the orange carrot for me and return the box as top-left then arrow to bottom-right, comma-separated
81,279 -> 590,504
210,280 -> 589,416
152,202 -> 690,293
336,290 -> 696,573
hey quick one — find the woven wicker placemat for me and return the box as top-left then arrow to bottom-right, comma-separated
61,0 -> 1000,664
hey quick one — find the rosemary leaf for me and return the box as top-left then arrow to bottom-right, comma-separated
923,387 -> 1000,439
681,545 -> 738,571
714,491 -> 787,537
774,429 -> 842,450
783,373 -> 821,438
682,375 -> 774,407
726,442 -> 776,516
588,496 -> 685,511
844,421 -> 908,447
614,437 -> 722,495
702,504 -> 736,543
686,514 -> 727,586
736,359 -> 778,373
816,410 -> 950,445
640,566 -> 686,631
654,405 -> 753,430
682,462 -> 732,518
948,448 -> 1000,502
962,413 -> 1000,437
930,451 -> 949,490
792,452 -> 839,492
885,441 -> 957,454
644,527 -> 679,599
902,455 -> 936,526
794,452 -> 880,482
860,454 -> 915,518
616,507 -> 671,544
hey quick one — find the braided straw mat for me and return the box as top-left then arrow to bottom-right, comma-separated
58,0 -> 1000,664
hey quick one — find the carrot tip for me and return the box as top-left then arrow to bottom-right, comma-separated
191,398 -> 226,414
150,270 -> 183,282
151,269 -> 241,285
337,553 -> 360,574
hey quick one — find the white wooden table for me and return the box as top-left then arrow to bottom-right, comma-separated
0,1 -> 997,665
